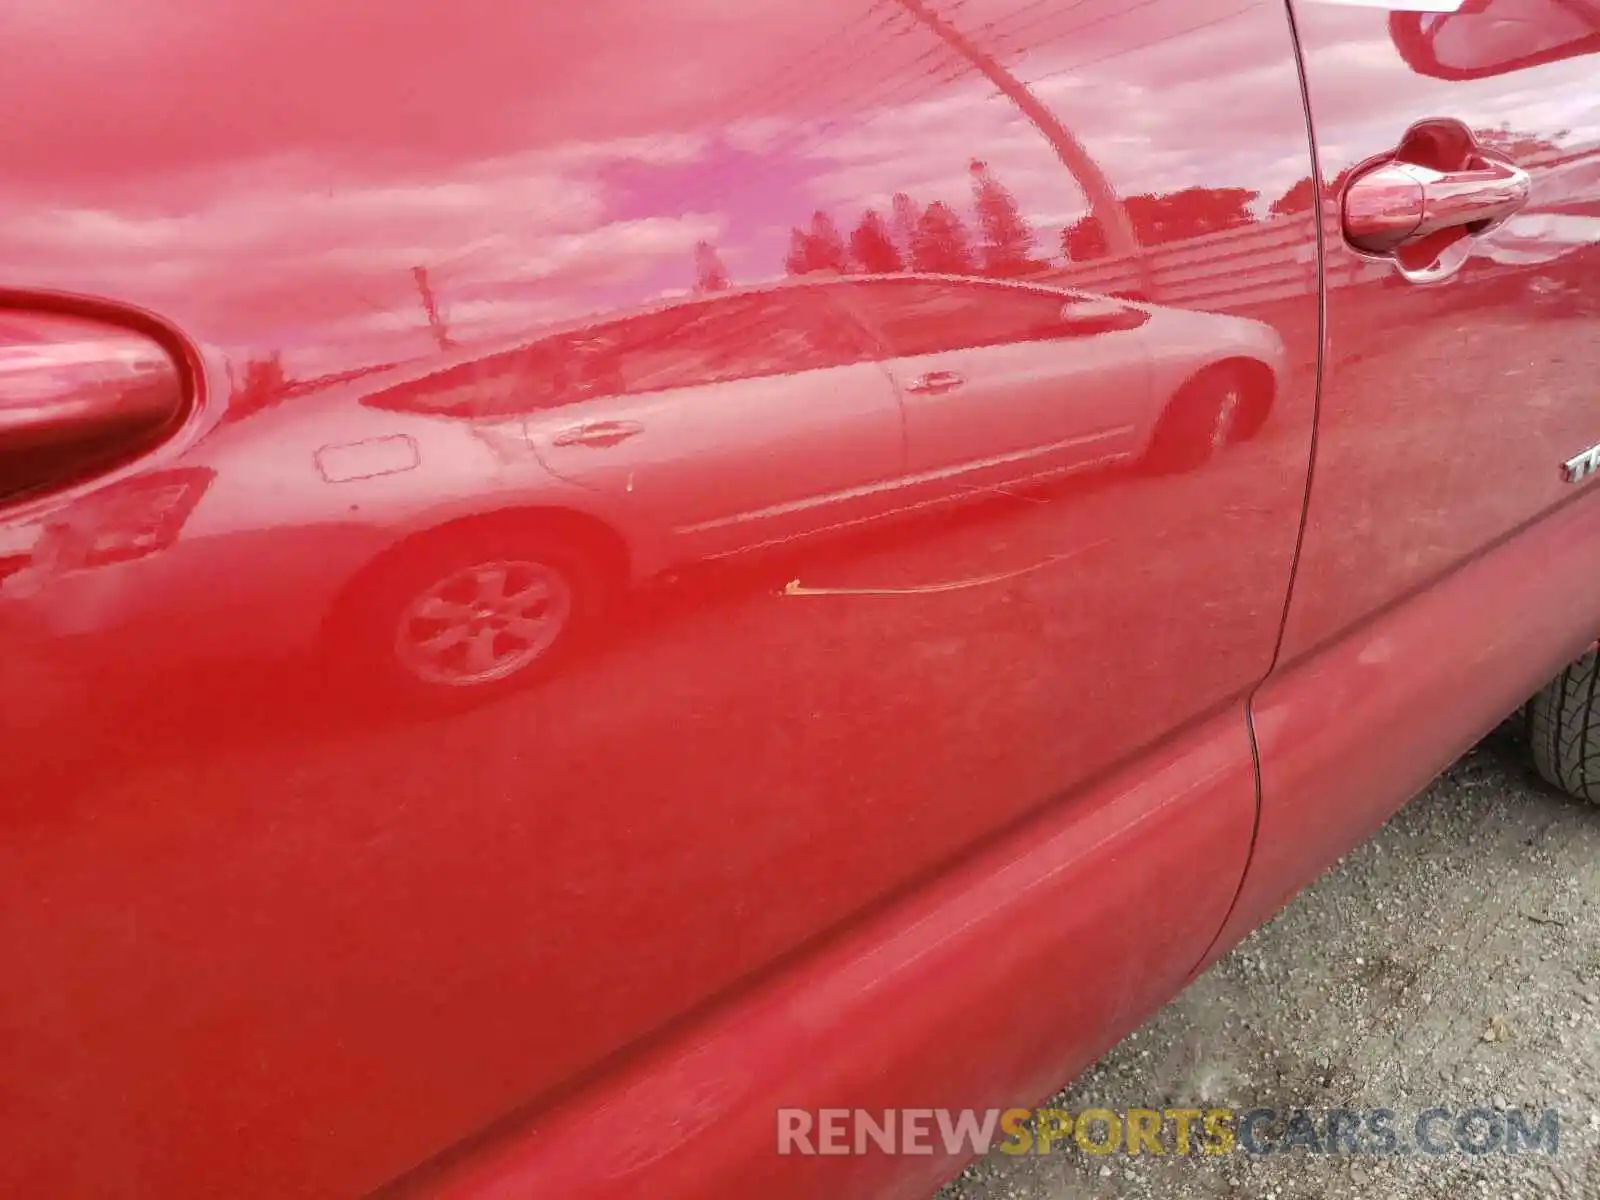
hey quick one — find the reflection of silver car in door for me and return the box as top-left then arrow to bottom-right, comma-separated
335,274 -> 1285,694
378,274 -> 1284,556
14,275 -> 1283,700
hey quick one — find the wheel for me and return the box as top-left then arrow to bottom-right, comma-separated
1143,362 -> 1246,475
1527,648 -> 1600,803
328,528 -> 605,703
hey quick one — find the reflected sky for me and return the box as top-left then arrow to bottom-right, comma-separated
0,0 -> 1322,375
4,0 -> 1592,383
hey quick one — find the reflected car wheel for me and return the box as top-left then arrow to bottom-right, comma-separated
1143,362 -> 1246,475
329,529 -> 604,703
393,558 -> 574,688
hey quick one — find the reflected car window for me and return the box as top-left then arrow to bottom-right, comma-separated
363,344 -> 572,417
364,290 -> 868,416
846,279 -> 1081,357
607,292 -> 868,392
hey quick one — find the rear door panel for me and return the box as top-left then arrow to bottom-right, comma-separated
1211,0 -> 1600,939
0,1 -> 1321,1195
1279,0 -> 1600,661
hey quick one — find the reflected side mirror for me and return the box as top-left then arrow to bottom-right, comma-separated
1390,2 -> 1600,81
1054,299 -> 1149,335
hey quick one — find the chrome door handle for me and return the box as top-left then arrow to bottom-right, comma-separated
550,419 -> 644,448
905,370 -> 965,396
1343,155 -> 1529,255
0,310 -> 186,502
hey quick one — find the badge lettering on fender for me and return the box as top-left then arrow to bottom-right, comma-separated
1563,444 -> 1600,485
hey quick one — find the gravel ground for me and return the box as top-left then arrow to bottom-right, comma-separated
940,726 -> 1600,1199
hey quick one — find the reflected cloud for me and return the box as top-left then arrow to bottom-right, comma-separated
0,0 -> 1329,391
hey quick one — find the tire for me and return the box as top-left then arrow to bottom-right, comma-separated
326,527 -> 607,705
1527,648 -> 1600,803
1142,362 -> 1246,475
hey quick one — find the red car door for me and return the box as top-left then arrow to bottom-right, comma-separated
1203,0 -> 1600,952
1,2 -> 1319,1197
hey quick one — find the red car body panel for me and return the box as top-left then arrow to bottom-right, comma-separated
1211,0 -> 1600,954
1280,0 -> 1600,662
0,1 -> 1595,1197
418,713 -> 1257,1200
1208,477 -> 1600,965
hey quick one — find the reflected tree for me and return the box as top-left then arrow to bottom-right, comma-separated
785,210 -> 849,275
694,240 -> 731,292
225,352 -> 289,423
1063,186 -> 1260,260
1060,214 -> 1109,263
1268,176 -> 1317,218
1134,186 -> 1258,241
850,209 -> 905,273
891,192 -> 922,263
911,201 -> 976,274
970,159 -> 1038,277
890,0 -> 1145,289
1268,168 -> 1354,217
